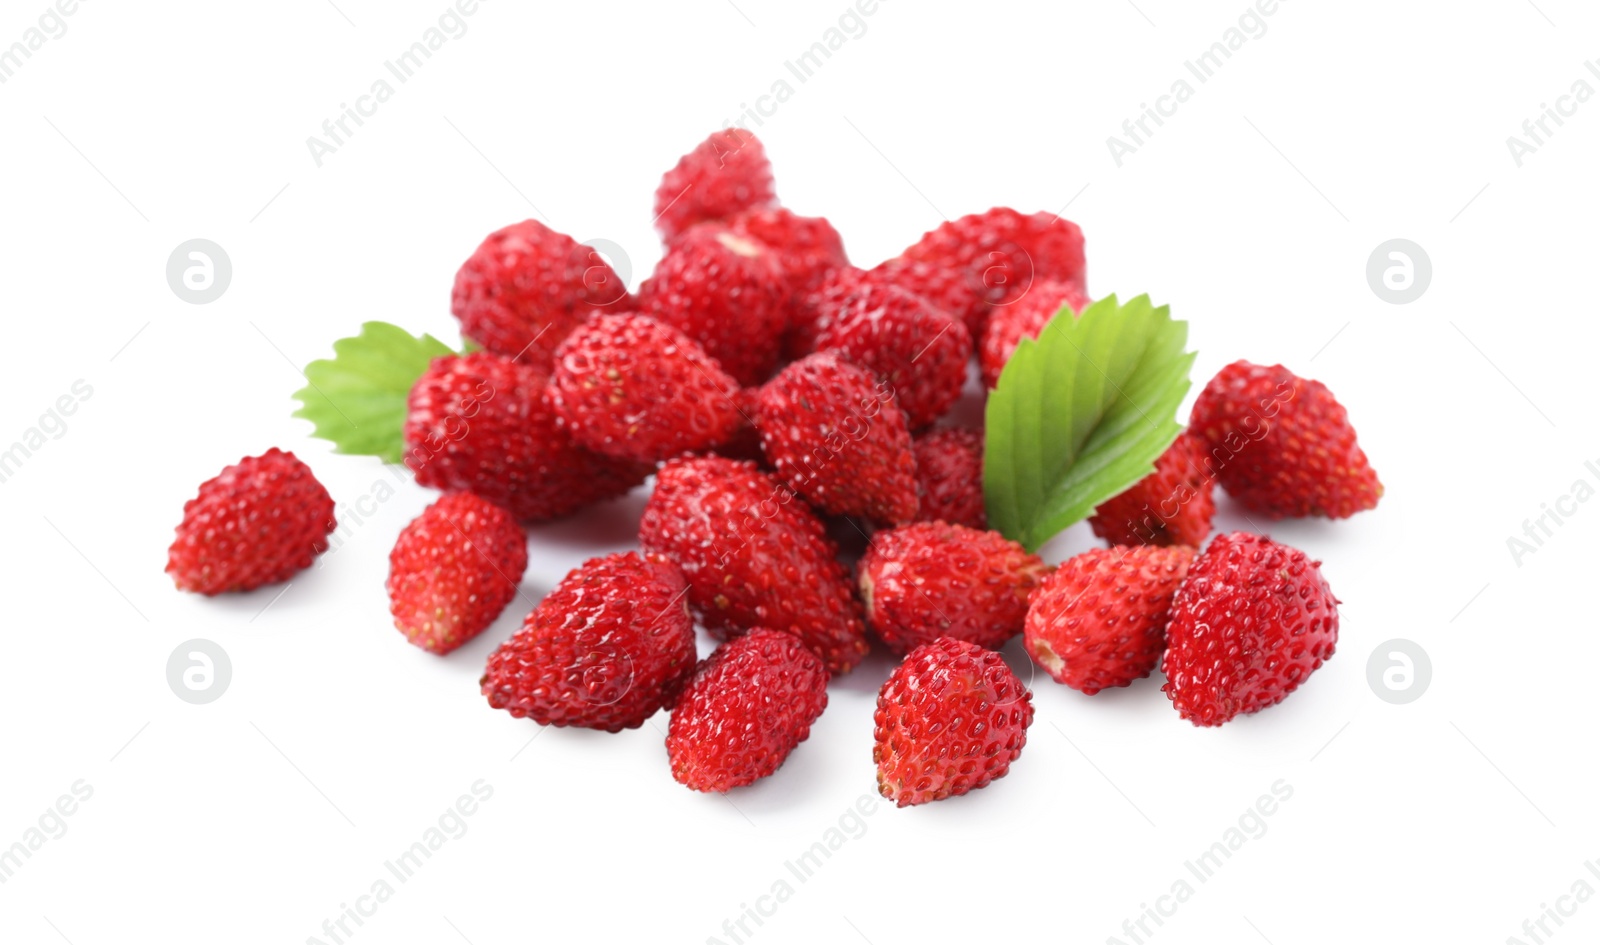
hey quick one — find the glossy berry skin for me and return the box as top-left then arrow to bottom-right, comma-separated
450,219 -> 629,364
1024,545 -> 1194,694
667,629 -> 829,793
1189,361 -> 1382,519
167,449 -> 336,594
870,255 -> 988,344
404,352 -> 649,523
639,456 -> 869,674
786,265 -> 867,359
756,353 -> 919,526
980,279 -> 1093,388
728,207 -> 848,295
817,283 -> 972,430
913,427 -> 986,530
858,522 -> 1049,654
874,637 -> 1034,808
548,314 -> 744,463
387,493 -> 528,655
481,552 -> 696,732
1090,432 -> 1217,548
636,224 -> 789,387
1162,532 -> 1340,726
654,128 -> 777,242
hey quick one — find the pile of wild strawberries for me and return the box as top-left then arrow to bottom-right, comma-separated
165,130 -> 1382,807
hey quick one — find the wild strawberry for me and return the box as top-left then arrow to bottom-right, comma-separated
481,552 -> 696,732
1089,432 -> 1217,547
1189,361 -> 1383,519
869,256 -> 984,342
547,314 -> 745,463
387,493 -> 528,654
913,427 -> 986,530
667,629 -> 829,792
450,219 -> 628,364
404,352 -> 649,523
639,456 -> 869,674
785,265 -> 867,359
654,128 -> 777,242
728,207 -> 848,295
1162,532 -> 1340,726
817,283 -> 971,429
1024,545 -> 1194,694
874,637 -> 1034,807
755,353 -> 918,526
979,279 -> 1092,387
167,448 -> 336,594
636,224 -> 788,386
857,522 -> 1049,654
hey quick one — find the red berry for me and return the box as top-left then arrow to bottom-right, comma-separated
481,552 -> 696,732
869,256 -> 985,343
874,637 -> 1034,807
636,224 -> 788,386
817,283 -> 971,429
450,220 -> 628,364
654,129 -> 777,242
913,427 -> 986,530
639,456 -> 869,674
404,352 -> 649,522
979,279 -> 1092,388
1162,532 -> 1340,726
785,265 -> 867,359
756,353 -> 918,526
858,522 -> 1048,654
1089,432 -> 1217,547
1189,361 -> 1383,519
548,314 -> 745,463
667,629 -> 829,792
1024,545 -> 1194,694
167,449 -> 336,594
728,207 -> 848,294
387,493 -> 528,654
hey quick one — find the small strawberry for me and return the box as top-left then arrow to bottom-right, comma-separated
667,629 -> 829,792
870,255 -> 987,343
785,265 -> 867,359
1162,532 -> 1340,726
979,279 -> 1092,387
756,353 -> 919,526
874,637 -> 1034,807
913,427 -> 986,530
654,129 -> 778,242
451,219 -> 628,364
728,207 -> 848,295
481,552 -> 696,732
387,493 -> 528,654
1189,361 -> 1382,519
817,283 -> 972,429
404,352 -> 650,523
639,456 -> 869,674
547,314 -> 745,463
1024,545 -> 1194,694
167,448 -> 336,595
1089,432 -> 1217,547
857,522 -> 1049,654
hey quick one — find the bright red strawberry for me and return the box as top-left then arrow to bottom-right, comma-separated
1189,361 -> 1382,519
756,353 -> 918,526
450,220 -> 628,364
667,628 -> 829,792
1089,432 -> 1217,547
869,255 -> 985,342
481,552 -> 696,731
857,522 -> 1049,654
639,456 -> 869,674
404,352 -> 649,522
1162,532 -> 1340,726
785,265 -> 867,359
874,637 -> 1034,807
654,129 -> 777,242
728,207 -> 848,294
817,283 -> 971,429
979,279 -> 1093,387
167,448 -> 336,594
548,314 -> 744,463
387,493 -> 528,654
913,427 -> 986,530
1024,545 -> 1194,694
636,224 -> 788,386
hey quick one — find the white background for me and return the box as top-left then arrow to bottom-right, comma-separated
1,1 -> 1596,943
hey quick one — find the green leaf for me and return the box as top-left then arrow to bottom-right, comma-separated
984,294 -> 1195,552
292,321 -> 455,463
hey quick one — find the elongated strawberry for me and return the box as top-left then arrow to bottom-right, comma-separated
387,493 -> 528,654
654,129 -> 777,241
1089,432 -> 1217,547
912,427 -> 986,530
817,283 -> 971,429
